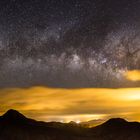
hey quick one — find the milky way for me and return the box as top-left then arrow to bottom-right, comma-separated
0,0 -> 140,88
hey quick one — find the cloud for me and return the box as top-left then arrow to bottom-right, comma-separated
125,70 -> 140,81
1,87 -> 140,123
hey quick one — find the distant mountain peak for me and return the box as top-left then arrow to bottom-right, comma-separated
2,109 -> 26,121
103,118 -> 127,126
106,118 -> 127,123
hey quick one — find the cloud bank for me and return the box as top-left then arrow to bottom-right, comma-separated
1,87 -> 140,123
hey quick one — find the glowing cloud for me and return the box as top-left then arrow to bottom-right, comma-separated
125,70 -> 140,81
0,87 -> 140,123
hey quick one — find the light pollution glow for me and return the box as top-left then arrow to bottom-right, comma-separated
0,87 -> 140,124
125,70 -> 140,81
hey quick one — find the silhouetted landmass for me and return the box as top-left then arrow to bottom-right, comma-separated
0,109 -> 140,140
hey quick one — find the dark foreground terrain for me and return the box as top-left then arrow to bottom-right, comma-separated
0,109 -> 140,140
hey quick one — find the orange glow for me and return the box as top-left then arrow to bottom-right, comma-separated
0,87 -> 140,123
125,70 -> 140,81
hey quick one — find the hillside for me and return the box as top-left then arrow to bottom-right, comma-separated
0,109 -> 140,140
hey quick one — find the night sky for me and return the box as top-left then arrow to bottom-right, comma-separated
0,0 -> 139,88
0,0 -> 140,123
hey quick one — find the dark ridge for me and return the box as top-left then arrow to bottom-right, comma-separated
103,118 -> 127,125
3,109 -> 25,118
1,110 -> 140,140
1,109 -> 27,122
94,118 -> 128,131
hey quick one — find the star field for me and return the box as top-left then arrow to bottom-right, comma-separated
0,0 -> 139,88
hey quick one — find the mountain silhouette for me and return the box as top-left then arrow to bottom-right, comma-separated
2,109 -> 26,120
1,109 -> 140,140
